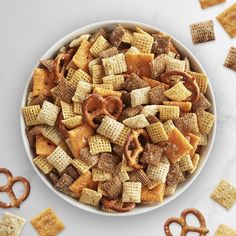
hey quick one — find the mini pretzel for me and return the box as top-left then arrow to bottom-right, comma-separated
124,129 -> 149,169
160,71 -> 200,102
0,168 -> 31,208
101,197 -> 135,213
164,208 -> 209,236
82,94 -> 123,128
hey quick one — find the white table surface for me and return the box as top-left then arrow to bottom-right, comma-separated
1,0 -> 236,235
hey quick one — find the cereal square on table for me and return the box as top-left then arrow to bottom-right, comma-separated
211,180 -> 236,209
190,20 -> 215,44
31,208 -> 64,236
224,47 -> 236,71
214,224 -> 236,236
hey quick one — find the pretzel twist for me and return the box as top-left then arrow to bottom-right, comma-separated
124,129 -> 149,169
160,71 -> 200,102
164,208 -> 209,236
82,94 -> 123,128
0,168 -> 31,208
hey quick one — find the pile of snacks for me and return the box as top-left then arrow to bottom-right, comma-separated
22,24 -> 215,213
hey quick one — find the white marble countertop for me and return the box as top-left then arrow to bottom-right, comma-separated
0,0 -> 236,235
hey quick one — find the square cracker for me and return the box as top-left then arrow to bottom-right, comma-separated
214,224 -> 236,236
211,180 -> 236,209
217,3 -> 236,38
190,20 -> 215,44
36,134 -> 56,156
31,208 -> 64,236
224,47 -> 236,71
199,0 -> 225,9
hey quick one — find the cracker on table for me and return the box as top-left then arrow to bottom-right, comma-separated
199,0 -> 225,9
224,47 -> 236,71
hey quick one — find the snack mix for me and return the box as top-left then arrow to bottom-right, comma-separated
22,24 -> 215,213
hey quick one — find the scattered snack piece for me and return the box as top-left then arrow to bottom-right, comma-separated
122,182 -> 142,203
164,208 -> 209,236
55,173 -> 75,196
217,3 -> 236,38
88,134 -> 112,155
199,0 -> 225,9
190,20 -> 215,44
79,188 -> 102,207
123,114 -> 149,129
130,87 -> 150,107
141,183 -> 165,203
146,122 -> 168,143
31,208 -> 65,236
224,47 -> 236,71
152,33 -> 171,55
214,224 -> 236,236
211,180 -> 236,209
197,109 -> 215,134
141,143 -> 163,166
132,33 -> 154,53
22,105 -> 41,126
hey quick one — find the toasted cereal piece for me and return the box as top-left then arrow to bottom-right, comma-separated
199,0 -> 225,9
135,26 -> 150,35
174,113 -> 199,134
98,153 -> 120,172
147,180 -> 161,190
188,71 -> 208,94
0,212 -> 26,236
123,73 -> 148,92
109,24 -> 126,47
126,46 -> 140,54
146,115 -> 159,124
70,68 -> 92,85
163,101 -> 192,113
33,156 -> 54,174
73,102 -> 83,114
99,47 -> 119,58
68,124 -> 94,158
48,170 -> 60,185
102,75 -> 124,90
71,158 -> 91,174
90,28 -> 108,44
32,68 -> 55,97
69,34 -> 91,48
122,29 -> 134,44
60,101 -> 76,120
92,167 -> 112,182
152,33 -> 171,55
40,59 -> 54,72
42,126 -> 63,145
163,120 -> 175,134
61,115 -> 83,129
102,177 -> 122,199
65,67 -> 76,81
102,53 -> 127,75
141,143 -> 163,166
130,86 -> 151,107
179,154 -> 194,172
119,105 -> 143,121
112,126 -> 131,146
97,116 -> 124,141
72,81 -> 93,103
142,76 -> 169,89
189,153 -> 200,174
117,171 -> 130,183
62,165 -> 79,180
51,79 -> 76,103
90,35 -> 111,57
169,42 -> 181,59
79,188 -> 102,207
166,163 -> 185,186
186,132 -> 200,156
29,95 -> 49,106
146,122 -> 168,143
148,85 -> 167,104
164,127 -> 193,164
140,105 -> 160,117
164,83 -> 192,102
88,58 -> 102,74
54,97 -> 61,107
190,20 -> 215,44
146,162 -> 170,183
121,91 -> 131,106
47,146 -> 72,173
88,134 -> 112,155
224,47 -> 236,71
125,53 -> 154,78
184,57 -> 191,71
91,65 -> 104,84
22,105 -> 41,126
123,114 -> 149,129
211,180 -> 236,209
129,169 -> 151,186
36,101 -> 60,126
69,171 -> 97,198
80,147 -> 99,167
197,133 -> 208,145
27,92 -> 34,106
122,182 -> 142,203
93,87 -> 122,98
31,208 -> 64,236
132,33 -> 154,53
164,184 -> 177,196
214,224 -> 236,236
197,109 -> 215,134
97,182 -> 108,197
217,3 -> 236,38
149,54 -> 167,78
36,134 -> 56,156
55,173 -> 75,196
72,40 -> 94,73
165,57 -> 186,81
141,183 -> 165,202
158,105 -> 180,121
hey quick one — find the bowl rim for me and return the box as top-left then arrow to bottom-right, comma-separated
20,20 -> 217,217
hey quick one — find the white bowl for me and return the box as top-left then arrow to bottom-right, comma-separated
20,20 -> 217,216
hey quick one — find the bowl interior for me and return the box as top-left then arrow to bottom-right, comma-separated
20,20 -> 216,216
